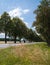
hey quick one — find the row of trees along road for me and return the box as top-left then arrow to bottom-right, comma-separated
0,12 -> 28,43
32,0 -> 50,46
0,12 -> 43,43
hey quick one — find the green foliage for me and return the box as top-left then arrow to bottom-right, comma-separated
0,12 -> 11,43
1,12 -> 11,32
0,12 -> 28,43
33,0 -> 50,46
9,17 -> 28,43
26,29 -> 43,42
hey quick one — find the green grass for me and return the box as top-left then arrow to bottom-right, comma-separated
0,42 -> 50,65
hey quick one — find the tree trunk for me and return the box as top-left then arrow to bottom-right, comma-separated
47,39 -> 50,47
5,32 -> 7,43
19,38 -> 21,43
47,42 -> 50,47
14,36 -> 16,43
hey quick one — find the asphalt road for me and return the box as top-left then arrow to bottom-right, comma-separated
0,44 -> 22,48
0,42 -> 39,48
0,42 -> 43,48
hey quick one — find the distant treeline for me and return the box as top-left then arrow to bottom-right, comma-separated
0,38 -> 19,41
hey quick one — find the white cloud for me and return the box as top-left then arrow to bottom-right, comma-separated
19,17 -> 24,21
0,33 -> 5,38
9,8 -> 22,18
8,7 -> 30,18
23,9 -> 30,14
0,33 -> 9,38
8,7 -> 29,27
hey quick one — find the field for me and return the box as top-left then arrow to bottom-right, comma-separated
0,42 -> 50,65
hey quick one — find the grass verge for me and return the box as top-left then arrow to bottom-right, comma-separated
0,42 -> 50,65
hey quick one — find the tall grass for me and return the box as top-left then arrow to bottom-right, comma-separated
0,42 -> 49,65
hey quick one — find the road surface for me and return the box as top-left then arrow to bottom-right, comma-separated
0,42 -> 43,48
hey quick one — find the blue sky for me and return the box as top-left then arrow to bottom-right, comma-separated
0,0 -> 41,38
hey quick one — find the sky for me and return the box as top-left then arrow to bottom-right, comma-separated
0,0 -> 41,38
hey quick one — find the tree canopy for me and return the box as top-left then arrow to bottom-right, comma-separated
1,12 -> 11,43
33,0 -> 50,46
7,17 -> 28,43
